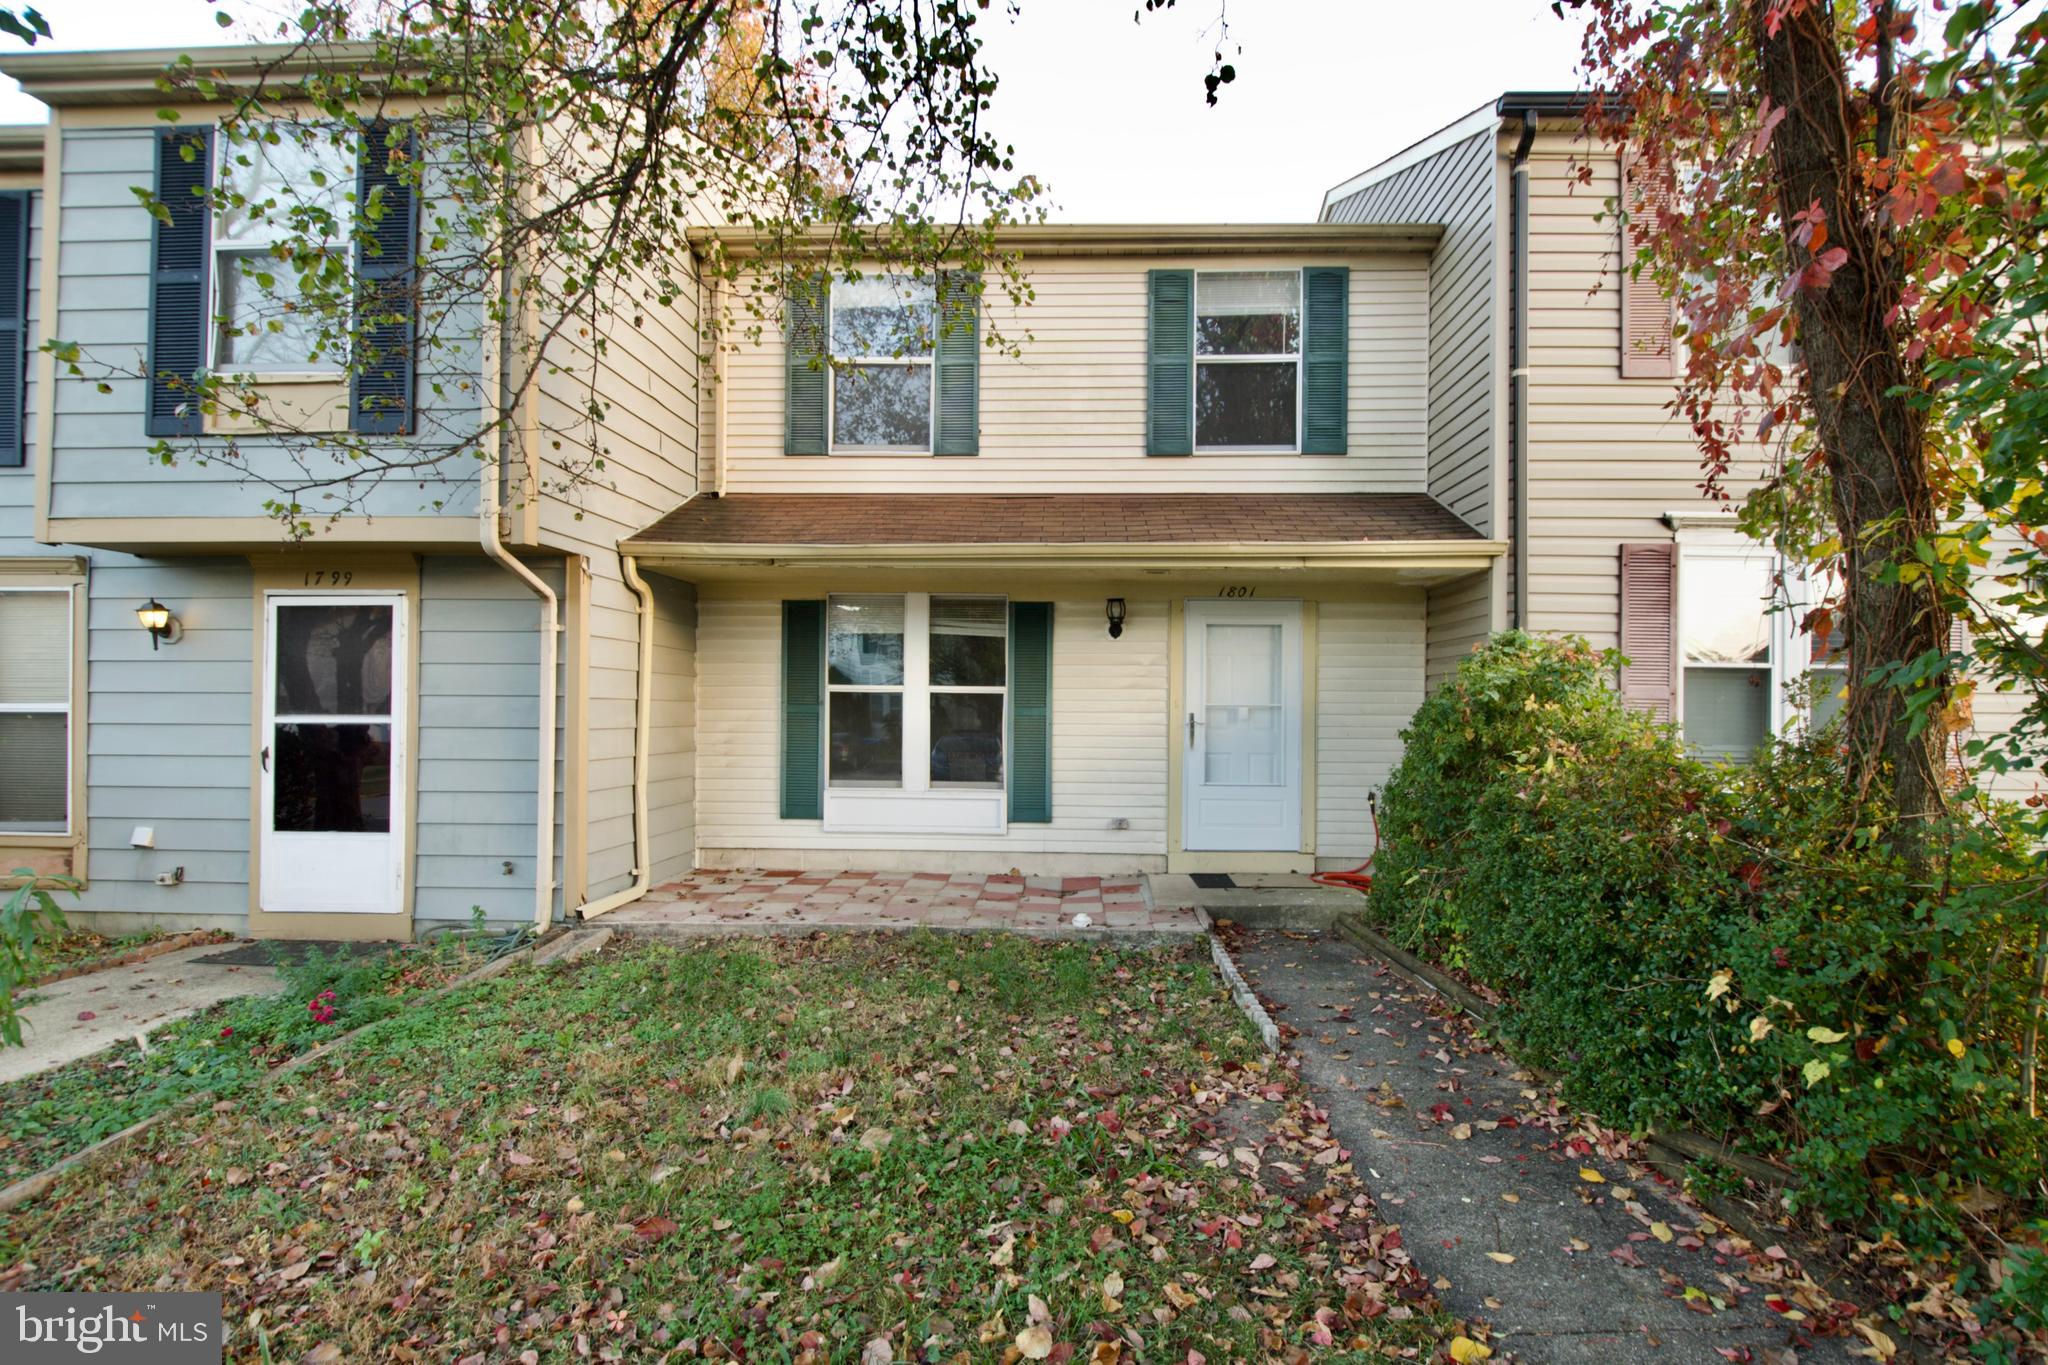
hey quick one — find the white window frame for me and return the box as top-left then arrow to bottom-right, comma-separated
825,275 -> 937,456
1674,528 -> 1838,758
208,124 -> 357,382
0,585 -> 73,835
822,591 -> 1009,835
1193,267 -> 1303,455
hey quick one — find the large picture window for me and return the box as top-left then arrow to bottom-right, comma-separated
1678,544 -> 1841,762
829,276 -> 936,452
213,126 -> 356,377
0,587 -> 72,833
1195,269 -> 1300,451
826,593 -> 1005,793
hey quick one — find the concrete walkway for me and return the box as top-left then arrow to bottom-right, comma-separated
1231,931 -> 1853,1363
1,943 -> 281,1084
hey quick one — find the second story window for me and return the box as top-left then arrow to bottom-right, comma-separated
1195,269 -> 1300,451
213,127 -> 355,377
829,275 -> 936,452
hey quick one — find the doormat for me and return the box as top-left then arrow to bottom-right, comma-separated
1189,873 -> 1237,890
193,940 -> 402,968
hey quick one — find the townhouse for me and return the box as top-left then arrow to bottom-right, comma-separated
1,46 -> 2013,942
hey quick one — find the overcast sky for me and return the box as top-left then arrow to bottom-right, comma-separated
1,0 -> 1587,221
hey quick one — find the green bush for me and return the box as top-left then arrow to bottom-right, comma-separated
1368,633 -> 2048,1280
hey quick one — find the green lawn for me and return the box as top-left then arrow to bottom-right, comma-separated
0,935 -> 1452,1363
0,937 -> 496,1185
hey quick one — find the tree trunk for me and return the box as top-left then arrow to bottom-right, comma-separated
1749,0 -> 1948,857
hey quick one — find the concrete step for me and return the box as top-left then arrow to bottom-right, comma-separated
1145,873 -> 1367,929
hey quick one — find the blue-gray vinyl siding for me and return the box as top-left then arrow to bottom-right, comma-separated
75,555 -> 254,923
1325,128 -> 1497,536
414,555 -> 553,925
47,126 -> 480,523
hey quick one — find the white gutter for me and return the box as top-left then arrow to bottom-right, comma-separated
480,230 -> 560,934
710,275 -> 728,498
578,547 -> 660,921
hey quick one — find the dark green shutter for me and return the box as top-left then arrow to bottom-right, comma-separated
933,271 -> 979,455
146,126 -> 212,438
784,273 -> 828,455
780,600 -> 825,819
352,119 -> 419,435
1008,602 -> 1052,824
1146,269 -> 1193,455
0,190 -> 27,468
1301,265 -> 1348,454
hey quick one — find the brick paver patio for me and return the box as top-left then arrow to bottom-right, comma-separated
603,869 -> 1202,939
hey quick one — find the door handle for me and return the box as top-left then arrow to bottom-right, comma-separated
1187,712 -> 1199,747
260,745 -> 270,773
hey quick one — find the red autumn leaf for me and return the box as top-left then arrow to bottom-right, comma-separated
632,1214 -> 679,1240
76,1011 -> 97,1021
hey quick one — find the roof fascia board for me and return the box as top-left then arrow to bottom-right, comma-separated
0,41 -> 414,106
618,539 -> 1509,565
1319,102 -> 1501,218
691,222 -> 1443,260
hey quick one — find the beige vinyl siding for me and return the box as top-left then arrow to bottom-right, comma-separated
1424,571 -> 1493,692
1325,127 -> 1497,535
1522,133 -> 1764,648
718,253 -> 1430,494
1316,596 -> 1425,861
528,259 -> 703,902
647,573 -> 698,881
695,595 -> 1166,868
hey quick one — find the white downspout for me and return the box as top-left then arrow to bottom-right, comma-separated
578,547 -> 659,921
481,246 -> 559,934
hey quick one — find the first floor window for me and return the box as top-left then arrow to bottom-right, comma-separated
1678,544 -> 1838,762
829,276 -> 936,451
0,587 -> 72,832
213,124 -> 356,376
827,593 -> 1005,790
1195,269 -> 1301,451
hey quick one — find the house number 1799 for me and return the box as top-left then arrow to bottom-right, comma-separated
303,570 -> 355,587
1217,585 -> 1255,598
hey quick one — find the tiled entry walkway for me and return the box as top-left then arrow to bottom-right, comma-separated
605,869 -> 1202,939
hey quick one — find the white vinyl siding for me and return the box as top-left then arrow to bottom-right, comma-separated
697,595 -> 1165,864
719,254 -> 1429,493
1316,597 -> 1425,861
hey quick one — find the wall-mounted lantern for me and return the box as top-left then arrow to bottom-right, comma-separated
136,599 -> 178,650
1105,597 -> 1127,640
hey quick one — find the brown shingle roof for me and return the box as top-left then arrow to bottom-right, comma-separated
629,493 -> 1481,547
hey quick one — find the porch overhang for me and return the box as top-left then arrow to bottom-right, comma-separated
621,493 -> 1505,590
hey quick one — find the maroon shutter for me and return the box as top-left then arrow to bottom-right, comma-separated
1619,153 -> 1677,379
1619,542 -> 1678,720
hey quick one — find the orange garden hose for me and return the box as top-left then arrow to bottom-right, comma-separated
1310,790 -> 1380,896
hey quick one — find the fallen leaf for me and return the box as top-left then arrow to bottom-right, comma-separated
1578,1168 -> 1605,1183
1485,1252 -> 1516,1264
304,1345 -> 344,1364
1101,1269 -> 1123,1310
862,1337 -> 894,1365
1946,1038 -> 1966,1059
76,1011 -> 97,1022
1015,1326 -> 1054,1360
632,1214 -> 679,1240
1449,1337 -> 1493,1363
859,1126 -> 894,1153
1807,1026 -> 1848,1044
989,1234 -> 1015,1267
1650,1221 -> 1674,1243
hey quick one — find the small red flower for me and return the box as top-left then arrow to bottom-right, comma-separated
220,1027 -> 233,1038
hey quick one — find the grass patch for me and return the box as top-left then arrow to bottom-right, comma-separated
0,935 -> 1450,1362
0,936 -> 499,1185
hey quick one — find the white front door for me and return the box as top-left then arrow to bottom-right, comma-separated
1183,599 -> 1302,852
259,593 -> 406,916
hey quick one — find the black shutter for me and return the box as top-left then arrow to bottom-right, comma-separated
0,190 -> 28,468
352,119 -> 418,435
146,126 -> 212,438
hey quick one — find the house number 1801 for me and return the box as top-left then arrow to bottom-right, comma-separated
1217,585 -> 1255,598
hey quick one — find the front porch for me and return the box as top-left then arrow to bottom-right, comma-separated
601,868 -> 1204,938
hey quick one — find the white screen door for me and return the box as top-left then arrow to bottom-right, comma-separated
260,593 -> 405,915
1183,599 -> 1302,851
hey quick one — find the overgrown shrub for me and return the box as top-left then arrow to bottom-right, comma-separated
1368,634 -> 2048,1281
